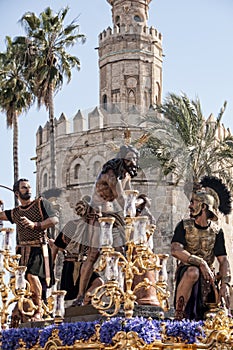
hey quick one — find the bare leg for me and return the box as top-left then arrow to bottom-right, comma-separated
27,273 -> 44,320
175,266 -> 199,319
75,248 -> 99,306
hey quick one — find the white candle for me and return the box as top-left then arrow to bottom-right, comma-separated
15,266 -> 27,290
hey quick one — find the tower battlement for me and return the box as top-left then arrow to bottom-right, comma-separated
36,108 -> 230,148
99,24 -> 162,43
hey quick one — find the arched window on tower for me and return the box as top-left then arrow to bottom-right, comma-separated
144,90 -> 150,110
115,15 -> 120,30
74,164 -> 81,179
134,15 -> 142,22
43,173 -> 48,188
93,161 -> 101,177
66,169 -> 70,186
128,89 -> 136,109
102,94 -> 107,110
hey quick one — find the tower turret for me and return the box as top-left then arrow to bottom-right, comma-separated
107,0 -> 152,27
99,0 -> 162,115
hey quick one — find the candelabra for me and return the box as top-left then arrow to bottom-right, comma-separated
89,190 -> 170,318
0,228 -> 68,329
0,228 -> 37,329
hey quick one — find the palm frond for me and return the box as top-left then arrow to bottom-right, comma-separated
138,92 -> 233,190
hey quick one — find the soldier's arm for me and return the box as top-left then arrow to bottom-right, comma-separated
217,255 -> 231,308
21,215 -> 58,230
171,241 -> 191,263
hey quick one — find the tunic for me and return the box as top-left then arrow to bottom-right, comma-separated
5,197 -> 58,288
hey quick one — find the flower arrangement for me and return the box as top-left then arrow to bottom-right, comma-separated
1,327 -> 40,350
0,317 -> 205,350
164,319 -> 205,344
99,317 -> 162,344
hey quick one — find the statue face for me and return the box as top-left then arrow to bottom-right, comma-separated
124,151 -> 138,166
75,200 -> 88,217
123,151 -> 139,178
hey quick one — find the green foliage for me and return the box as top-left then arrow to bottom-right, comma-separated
12,6 -> 86,188
0,6 -> 86,189
0,36 -> 34,126
139,93 -> 233,190
14,6 -> 86,109
0,36 -> 35,186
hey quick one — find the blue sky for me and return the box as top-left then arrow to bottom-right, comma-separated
0,0 -> 233,208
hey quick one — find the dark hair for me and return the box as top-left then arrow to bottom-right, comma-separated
116,145 -> 139,160
13,178 -> 29,193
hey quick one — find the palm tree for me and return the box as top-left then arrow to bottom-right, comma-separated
139,92 -> 233,190
15,6 -> 86,189
0,36 -> 34,205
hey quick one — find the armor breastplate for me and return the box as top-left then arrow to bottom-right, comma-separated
183,219 -> 219,266
12,198 -> 44,244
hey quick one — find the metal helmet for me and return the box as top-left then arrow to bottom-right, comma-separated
192,189 -> 219,221
192,176 -> 232,221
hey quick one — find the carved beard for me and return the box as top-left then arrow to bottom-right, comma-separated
75,200 -> 89,217
123,160 -> 138,178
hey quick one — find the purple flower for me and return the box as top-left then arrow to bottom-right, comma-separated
165,319 -> 205,344
100,317 -> 161,345
39,325 -> 55,347
124,317 -> 161,343
0,317 -> 206,348
58,322 -> 96,345
99,317 -> 123,344
1,327 -> 40,350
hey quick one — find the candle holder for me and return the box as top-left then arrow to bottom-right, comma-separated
99,217 -> 115,247
0,227 -> 14,252
131,216 -> 148,244
52,290 -> 67,324
88,194 -> 170,318
46,278 -> 60,315
15,266 -> 27,290
0,228 -> 38,328
156,254 -> 170,310
124,190 -> 139,218
0,227 -> 69,328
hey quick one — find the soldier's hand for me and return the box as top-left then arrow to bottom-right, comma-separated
218,283 -> 230,309
20,216 -> 35,230
199,260 -> 215,284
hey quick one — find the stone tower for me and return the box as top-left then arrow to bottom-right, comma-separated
99,0 -> 163,114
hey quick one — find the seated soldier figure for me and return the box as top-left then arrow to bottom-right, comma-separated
171,176 -> 232,320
